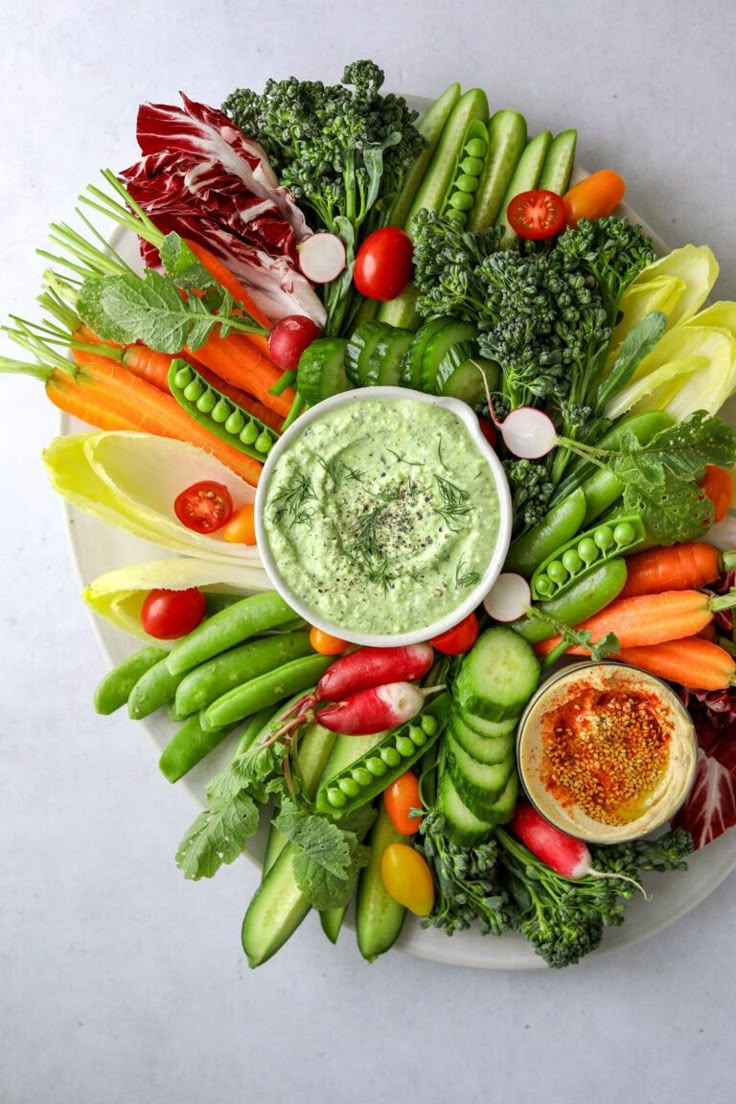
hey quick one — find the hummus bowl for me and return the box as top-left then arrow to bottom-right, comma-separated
254,386 -> 513,647
516,661 -> 698,844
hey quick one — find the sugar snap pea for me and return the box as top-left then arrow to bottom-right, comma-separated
505,487 -> 587,578
314,697 -> 449,817
531,515 -> 646,600
159,716 -> 239,783
166,591 -> 296,677
203,654 -> 333,732
128,656 -> 188,720
174,630 -> 314,717
169,359 -> 279,461
93,645 -> 167,715
512,558 -> 628,644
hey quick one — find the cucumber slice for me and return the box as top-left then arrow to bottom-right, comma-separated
345,321 -> 393,386
421,320 -> 477,394
376,283 -> 421,332
262,823 -> 288,876
456,709 -> 517,740
538,129 -> 578,196
484,769 -> 520,826
241,841 -> 311,968
445,732 -> 516,816
437,771 -> 495,847
495,130 -> 553,247
454,626 -> 541,722
356,806 -> 407,962
449,714 -> 515,766
297,339 -> 349,405
399,317 -> 450,388
468,109 -> 528,232
366,327 -> 415,387
320,904 -> 348,944
436,339 -> 499,407
387,82 -> 462,228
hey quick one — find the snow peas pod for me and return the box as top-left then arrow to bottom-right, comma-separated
174,630 -> 314,716
93,645 -> 167,715
202,654 -> 333,732
166,591 -> 296,677
314,697 -> 450,817
531,515 -> 646,600
168,359 -> 279,462
128,656 -> 189,720
512,558 -> 628,644
505,488 -> 587,578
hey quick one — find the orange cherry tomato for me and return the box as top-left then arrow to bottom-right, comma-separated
221,503 -> 257,545
563,169 -> 626,228
383,771 -> 423,834
309,626 -> 349,655
700,465 -> 733,523
430,611 -> 479,655
381,843 -> 435,916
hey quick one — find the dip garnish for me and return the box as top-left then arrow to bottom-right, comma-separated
539,679 -> 675,826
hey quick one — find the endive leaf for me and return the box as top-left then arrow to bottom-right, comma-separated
83,558 -> 270,642
626,244 -> 719,327
604,357 -> 703,420
43,431 -> 262,564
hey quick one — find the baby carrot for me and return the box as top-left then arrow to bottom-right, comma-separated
535,588 -> 736,656
615,636 -> 736,691
619,543 -> 736,599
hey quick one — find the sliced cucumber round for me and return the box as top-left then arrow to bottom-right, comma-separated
449,714 -> 515,766
436,339 -> 499,407
453,626 -> 541,722
437,772 -> 495,847
421,320 -> 477,394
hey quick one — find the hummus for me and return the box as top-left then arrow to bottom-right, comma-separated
261,397 -> 501,636
517,662 -> 697,843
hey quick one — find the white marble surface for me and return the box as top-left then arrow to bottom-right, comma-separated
2,3 -> 736,1102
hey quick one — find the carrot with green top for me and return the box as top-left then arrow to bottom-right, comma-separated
615,636 -> 736,690
619,542 -> 736,599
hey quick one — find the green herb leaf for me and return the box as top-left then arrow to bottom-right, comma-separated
175,790 -> 259,880
274,798 -> 372,910
525,607 -> 621,661
595,310 -> 667,411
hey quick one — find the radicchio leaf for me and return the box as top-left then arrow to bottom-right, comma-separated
120,94 -> 326,326
672,748 -> 736,850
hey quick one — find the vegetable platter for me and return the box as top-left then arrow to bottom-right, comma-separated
6,62 -> 736,971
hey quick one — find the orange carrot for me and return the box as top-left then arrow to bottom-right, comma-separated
615,637 -> 736,691
191,328 -> 294,417
619,542 -> 736,599
700,464 -> 734,523
120,344 -> 173,391
45,370 -> 141,432
535,588 -> 736,656
183,237 -> 273,352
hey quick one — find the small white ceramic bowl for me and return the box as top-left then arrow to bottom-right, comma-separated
254,386 -> 512,647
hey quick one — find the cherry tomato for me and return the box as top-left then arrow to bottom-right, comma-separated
222,503 -> 257,545
384,771 -> 423,834
700,464 -> 733,523
563,169 -> 626,228
174,481 -> 233,534
430,611 -> 479,655
141,588 -> 206,640
478,416 -> 498,449
309,626 -> 348,655
506,189 -> 566,240
353,227 -> 413,301
381,843 -> 435,916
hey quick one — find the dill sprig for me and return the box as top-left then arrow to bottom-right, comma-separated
268,472 -> 317,527
434,475 -> 472,532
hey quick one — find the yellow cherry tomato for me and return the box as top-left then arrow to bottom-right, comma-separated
380,843 -> 435,916
309,626 -> 348,655
222,503 -> 256,545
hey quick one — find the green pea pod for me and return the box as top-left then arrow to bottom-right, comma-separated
159,716 -> 239,783
314,697 -> 450,817
93,645 -> 167,715
505,488 -> 587,578
128,656 -> 188,720
174,630 -> 314,717
203,654 -> 333,732
531,515 -> 646,600
513,558 -> 628,644
166,591 -> 296,677
168,359 -> 279,462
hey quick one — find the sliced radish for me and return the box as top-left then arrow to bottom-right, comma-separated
476,367 -> 558,459
483,573 -> 531,622
298,233 -> 346,284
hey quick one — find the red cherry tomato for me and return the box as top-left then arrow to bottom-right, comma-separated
353,227 -> 413,301
174,481 -> 233,534
506,189 -> 566,240
430,611 -> 480,655
384,771 -> 423,834
477,416 -> 498,449
141,588 -> 206,640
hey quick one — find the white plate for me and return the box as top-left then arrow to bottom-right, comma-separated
59,100 -> 736,969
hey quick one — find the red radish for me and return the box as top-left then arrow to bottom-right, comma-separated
312,643 -> 434,705
510,802 -> 649,894
267,315 -> 321,371
483,573 -> 531,622
298,232 -> 346,283
315,681 -> 428,735
476,366 -> 557,459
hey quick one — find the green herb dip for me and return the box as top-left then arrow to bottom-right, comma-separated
263,398 -> 500,635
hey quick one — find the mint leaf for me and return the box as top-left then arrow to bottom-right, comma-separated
175,790 -> 259,880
